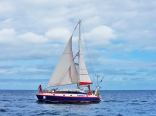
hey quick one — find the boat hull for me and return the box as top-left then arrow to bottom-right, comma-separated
36,93 -> 100,103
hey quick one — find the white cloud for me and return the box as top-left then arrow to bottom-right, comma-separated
2,18 -> 12,24
0,28 -> 16,43
45,28 -> 71,42
86,26 -> 116,46
0,28 -> 48,44
0,70 -> 7,75
112,20 -> 127,30
0,0 -> 156,90
113,77 -> 123,82
0,1 -> 14,14
18,32 -> 47,43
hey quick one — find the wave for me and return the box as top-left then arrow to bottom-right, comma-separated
103,100 -> 125,102
0,109 -> 7,112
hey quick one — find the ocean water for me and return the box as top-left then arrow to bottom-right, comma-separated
0,90 -> 156,116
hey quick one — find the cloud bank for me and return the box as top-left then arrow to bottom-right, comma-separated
0,0 -> 156,90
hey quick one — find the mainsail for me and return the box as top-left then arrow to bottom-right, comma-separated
46,37 -> 78,88
78,20 -> 92,86
78,38 -> 92,85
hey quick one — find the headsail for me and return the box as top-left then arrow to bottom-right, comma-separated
46,37 -> 78,88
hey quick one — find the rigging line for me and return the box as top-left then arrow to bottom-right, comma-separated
81,23 -> 96,89
71,21 -> 80,37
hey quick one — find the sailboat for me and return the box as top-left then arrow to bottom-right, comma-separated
36,20 -> 101,103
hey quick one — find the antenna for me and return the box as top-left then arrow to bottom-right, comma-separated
95,74 -> 100,86
100,76 -> 105,82
95,74 -> 105,87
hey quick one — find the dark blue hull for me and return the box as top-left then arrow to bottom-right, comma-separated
36,94 -> 100,103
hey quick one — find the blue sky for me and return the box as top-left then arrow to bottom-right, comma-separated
0,0 -> 156,90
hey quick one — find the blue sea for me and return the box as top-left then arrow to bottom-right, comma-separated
0,90 -> 156,116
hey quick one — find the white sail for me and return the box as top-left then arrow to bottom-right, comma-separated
46,37 -> 78,88
78,41 -> 92,85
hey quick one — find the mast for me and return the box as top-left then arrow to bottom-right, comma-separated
78,20 -> 81,88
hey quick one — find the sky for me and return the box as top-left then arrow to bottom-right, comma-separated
0,0 -> 156,90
